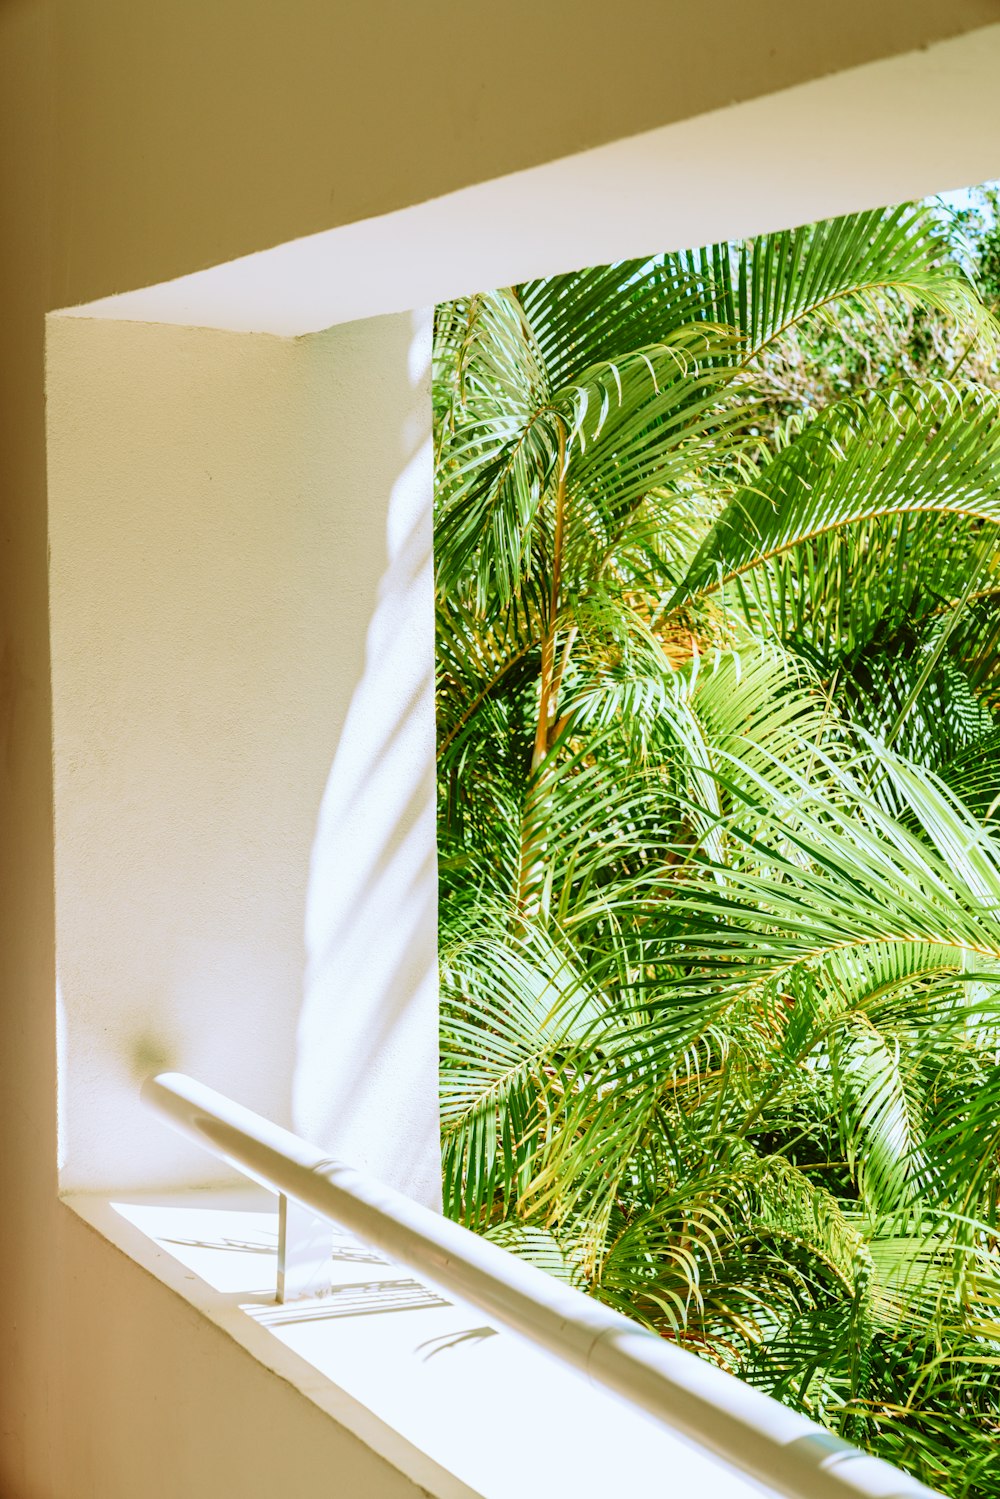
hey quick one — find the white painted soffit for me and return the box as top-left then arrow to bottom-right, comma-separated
54,23 -> 1000,337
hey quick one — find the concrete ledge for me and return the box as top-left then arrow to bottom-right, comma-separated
65,1186 -> 770,1499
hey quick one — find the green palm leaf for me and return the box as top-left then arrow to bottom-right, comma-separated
676,202 -> 993,359
672,382 -> 1000,611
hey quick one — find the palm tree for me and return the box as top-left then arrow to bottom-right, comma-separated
434,199 -> 1000,1498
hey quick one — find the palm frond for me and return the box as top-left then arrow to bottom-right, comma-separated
673,382 -> 1000,611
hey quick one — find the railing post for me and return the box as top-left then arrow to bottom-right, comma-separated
277,1195 -> 332,1302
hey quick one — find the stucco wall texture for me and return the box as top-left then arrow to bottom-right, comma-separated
6,2 -> 1000,1494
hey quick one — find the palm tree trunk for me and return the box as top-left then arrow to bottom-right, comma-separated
520,420 -> 568,918
531,419 -> 567,771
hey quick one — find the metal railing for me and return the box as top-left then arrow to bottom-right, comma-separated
143,1072 -> 941,1499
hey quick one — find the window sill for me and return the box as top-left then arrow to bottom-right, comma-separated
63,1186 -> 771,1499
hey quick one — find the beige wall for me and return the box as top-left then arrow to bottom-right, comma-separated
47,1215 -> 434,1499
0,6 -> 61,1494
47,311 -> 439,1205
48,0 -> 1000,310
6,2 -> 1000,1495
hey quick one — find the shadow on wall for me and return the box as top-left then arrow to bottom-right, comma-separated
293,307 -> 442,1211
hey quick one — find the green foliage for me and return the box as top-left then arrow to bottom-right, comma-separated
434,189 -> 1000,1497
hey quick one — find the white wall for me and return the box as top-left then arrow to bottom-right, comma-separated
296,315 -> 441,1208
47,310 -> 439,1203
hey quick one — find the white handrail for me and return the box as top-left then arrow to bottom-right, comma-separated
143,1072 -> 941,1499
